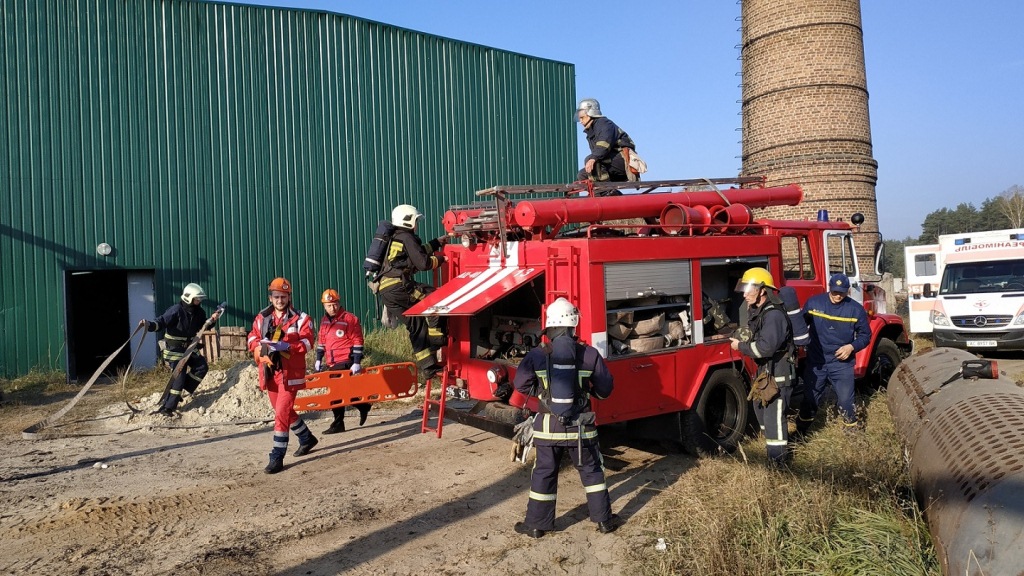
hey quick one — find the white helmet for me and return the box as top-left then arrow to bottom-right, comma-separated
181,283 -> 206,304
545,297 -> 580,329
577,98 -> 603,118
391,204 -> 423,230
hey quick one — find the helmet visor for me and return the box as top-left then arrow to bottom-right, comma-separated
735,279 -> 762,294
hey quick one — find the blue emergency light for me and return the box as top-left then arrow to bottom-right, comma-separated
955,238 -> 969,245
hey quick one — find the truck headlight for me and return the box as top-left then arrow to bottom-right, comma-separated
486,365 -> 508,385
930,310 -> 950,326
1013,314 -> 1024,326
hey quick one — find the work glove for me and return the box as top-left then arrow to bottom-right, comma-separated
260,339 -> 290,353
253,349 -> 273,367
141,320 -> 158,332
314,360 -> 322,372
350,363 -> 362,375
510,415 -> 535,463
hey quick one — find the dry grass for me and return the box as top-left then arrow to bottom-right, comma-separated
627,394 -> 939,576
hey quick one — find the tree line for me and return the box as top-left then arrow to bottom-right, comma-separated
880,184 -> 1023,276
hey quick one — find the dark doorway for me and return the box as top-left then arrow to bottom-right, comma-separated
65,270 -> 130,381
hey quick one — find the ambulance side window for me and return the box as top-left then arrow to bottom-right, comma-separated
781,235 -> 815,280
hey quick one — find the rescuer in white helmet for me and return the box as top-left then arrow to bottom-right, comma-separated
141,282 -> 222,416
511,297 -> 621,538
375,204 -> 449,381
576,98 -> 641,188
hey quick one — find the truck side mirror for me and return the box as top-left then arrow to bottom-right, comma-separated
873,240 -> 883,276
923,283 -> 935,298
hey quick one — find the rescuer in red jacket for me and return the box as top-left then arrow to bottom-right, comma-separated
247,277 -> 317,474
314,288 -> 370,434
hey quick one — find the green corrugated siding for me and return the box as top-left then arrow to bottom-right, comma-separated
0,0 -> 576,377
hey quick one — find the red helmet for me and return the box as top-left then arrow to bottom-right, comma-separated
321,289 -> 341,304
268,277 -> 292,294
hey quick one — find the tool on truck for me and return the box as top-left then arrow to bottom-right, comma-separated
411,177 -> 912,455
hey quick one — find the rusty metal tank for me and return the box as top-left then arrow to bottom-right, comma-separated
887,347 -> 1024,576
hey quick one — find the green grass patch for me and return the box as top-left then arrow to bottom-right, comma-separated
627,394 -> 939,576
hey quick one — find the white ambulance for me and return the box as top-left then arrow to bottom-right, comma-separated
905,228 -> 1024,349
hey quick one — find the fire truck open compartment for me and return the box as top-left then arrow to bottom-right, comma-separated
469,274 -> 545,361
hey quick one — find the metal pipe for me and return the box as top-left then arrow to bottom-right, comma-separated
512,185 -> 802,228
887,347 -> 1024,575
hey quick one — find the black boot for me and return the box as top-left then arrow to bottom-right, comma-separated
293,436 -> 318,457
264,456 -> 284,474
324,409 -> 346,434
356,404 -> 371,426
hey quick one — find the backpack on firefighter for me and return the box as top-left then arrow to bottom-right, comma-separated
536,335 -> 597,461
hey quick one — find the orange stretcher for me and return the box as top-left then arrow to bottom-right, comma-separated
292,362 -> 419,413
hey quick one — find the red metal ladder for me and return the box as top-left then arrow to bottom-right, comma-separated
420,369 -> 449,438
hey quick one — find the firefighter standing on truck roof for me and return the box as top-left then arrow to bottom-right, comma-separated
796,273 -> 870,436
576,98 -> 639,187
511,297 -> 622,538
143,283 -> 221,417
248,277 -> 318,474
730,267 -> 796,468
377,204 -> 447,380
314,288 -> 370,434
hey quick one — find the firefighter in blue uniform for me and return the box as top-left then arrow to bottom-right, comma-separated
377,204 -> 447,380
144,283 -> 221,416
512,297 -> 621,538
576,98 -> 638,185
796,273 -> 871,435
730,268 -> 795,467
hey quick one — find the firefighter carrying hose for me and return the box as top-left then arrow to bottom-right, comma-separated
314,288 -> 370,434
730,267 -> 796,468
247,277 -> 317,474
376,204 -> 447,380
143,283 -> 222,417
512,297 -> 621,538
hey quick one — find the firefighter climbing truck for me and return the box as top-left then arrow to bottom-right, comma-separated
408,177 -> 912,454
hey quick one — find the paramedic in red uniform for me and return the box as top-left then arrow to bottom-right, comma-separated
314,288 -> 370,434
248,277 -> 318,474
511,297 -> 621,538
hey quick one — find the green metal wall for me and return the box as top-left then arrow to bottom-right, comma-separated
0,0 -> 577,377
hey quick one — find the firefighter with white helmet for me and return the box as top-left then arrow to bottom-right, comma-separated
730,267 -> 795,468
142,282 -> 221,416
314,288 -> 370,434
511,297 -> 621,538
576,98 -> 640,186
376,203 -> 448,380
247,277 -> 317,474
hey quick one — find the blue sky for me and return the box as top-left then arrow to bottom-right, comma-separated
228,1 -> 1023,240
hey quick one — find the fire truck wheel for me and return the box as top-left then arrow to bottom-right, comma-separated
680,369 -> 747,457
862,337 -> 901,392
481,401 -> 523,425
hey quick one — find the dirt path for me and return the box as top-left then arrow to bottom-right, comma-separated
0,366 -> 692,575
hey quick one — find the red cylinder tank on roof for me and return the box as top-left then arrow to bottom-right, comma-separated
511,185 -> 802,229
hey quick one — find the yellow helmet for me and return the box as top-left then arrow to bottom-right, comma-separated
736,267 -> 776,292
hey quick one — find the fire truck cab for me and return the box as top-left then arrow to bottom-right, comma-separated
408,178 -> 911,455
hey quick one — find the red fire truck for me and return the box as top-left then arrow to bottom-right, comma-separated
408,177 -> 911,454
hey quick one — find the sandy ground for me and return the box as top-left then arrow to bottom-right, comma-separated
0,364 -> 693,575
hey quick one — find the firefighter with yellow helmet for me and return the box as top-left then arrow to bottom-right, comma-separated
143,283 -> 222,416
730,267 -> 796,468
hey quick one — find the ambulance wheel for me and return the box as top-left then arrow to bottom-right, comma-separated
863,337 -> 901,391
680,369 -> 747,457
